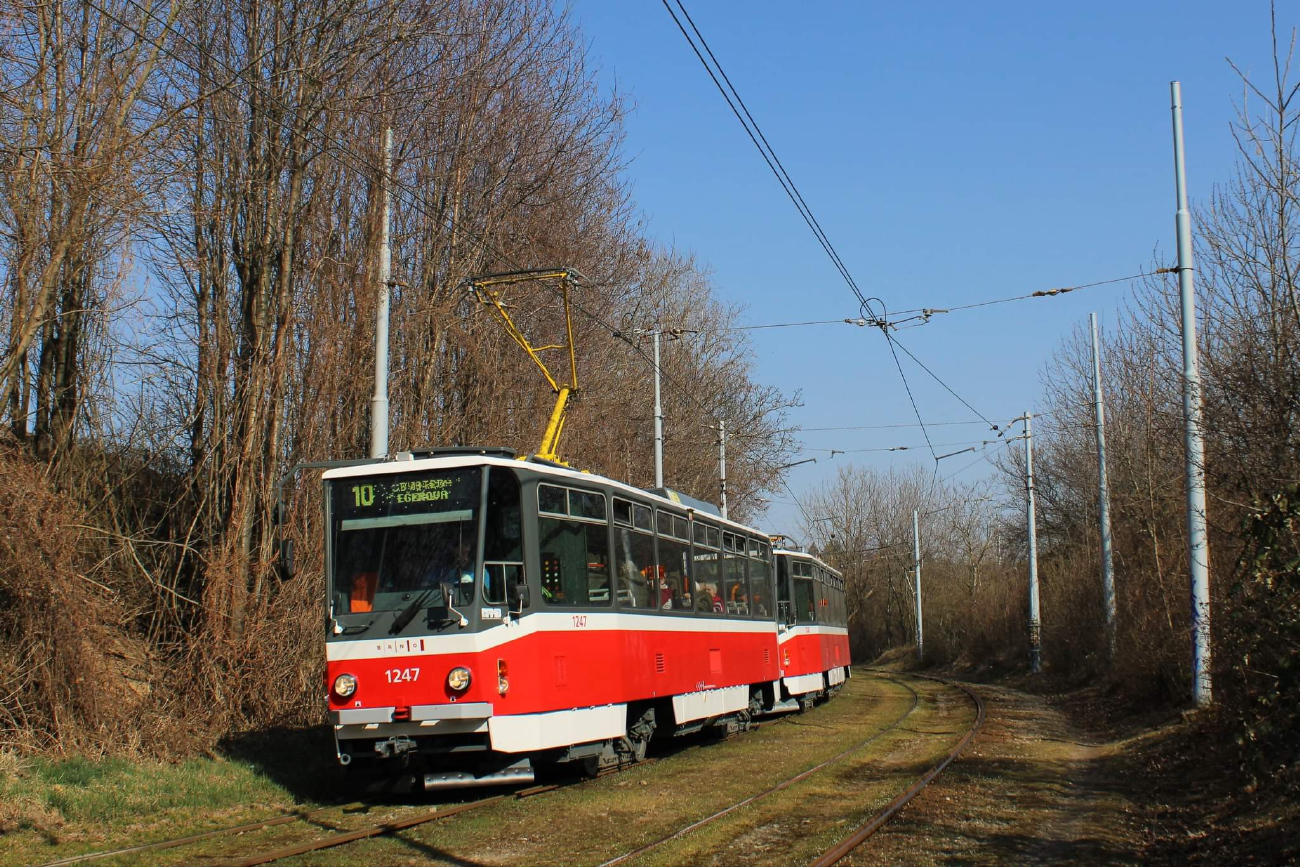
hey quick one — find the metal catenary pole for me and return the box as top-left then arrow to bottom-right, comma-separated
718,419 -> 728,519
1171,81 -> 1212,706
913,509 -> 923,660
369,127 -> 393,460
653,331 -> 664,489
1025,412 -> 1042,674
1090,313 -> 1117,658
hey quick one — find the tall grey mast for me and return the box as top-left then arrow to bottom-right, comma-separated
370,127 -> 393,459
1170,81 -> 1212,706
1025,412 -> 1041,674
1090,313 -> 1117,658
652,331 -> 663,489
913,509 -> 923,660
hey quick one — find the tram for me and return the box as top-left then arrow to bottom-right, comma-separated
322,449 -> 851,788
314,268 -> 850,790
774,549 -> 851,708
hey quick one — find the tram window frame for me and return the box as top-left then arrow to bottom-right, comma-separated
655,507 -> 691,611
691,520 -> 723,616
536,484 -> 611,608
482,468 -> 524,607
791,559 -> 817,623
749,542 -> 772,619
722,533 -> 749,616
538,484 -> 567,516
614,522 -> 656,609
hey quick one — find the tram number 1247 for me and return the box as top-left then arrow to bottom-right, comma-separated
386,668 -> 420,684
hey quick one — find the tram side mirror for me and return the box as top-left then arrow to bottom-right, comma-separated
277,539 -> 295,581
509,573 -> 530,613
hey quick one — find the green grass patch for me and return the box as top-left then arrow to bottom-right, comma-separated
0,735 -> 347,867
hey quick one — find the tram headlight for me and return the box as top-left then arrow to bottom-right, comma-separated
333,673 -> 358,699
447,666 -> 472,692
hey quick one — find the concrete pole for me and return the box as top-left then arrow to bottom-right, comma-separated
1025,412 -> 1041,674
913,509 -> 923,660
1171,81 -> 1212,706
718,420 -> 728,519
369,127 -> 393,460
653,331 -> 664,489
1090,313 -> 1118,658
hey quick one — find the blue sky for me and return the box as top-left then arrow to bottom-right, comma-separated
569,1 -> 1295,537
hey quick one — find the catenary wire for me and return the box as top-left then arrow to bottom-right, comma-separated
663,0 -> 867,307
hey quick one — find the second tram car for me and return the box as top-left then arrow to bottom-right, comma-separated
774,549 -> 851,709
321,448 -> 851,789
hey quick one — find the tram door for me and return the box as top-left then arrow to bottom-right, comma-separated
776,556 -> 794,626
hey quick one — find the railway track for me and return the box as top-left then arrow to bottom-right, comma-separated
599,670 -> 983,867
810,672 -> 985,866
36,672 -> 979,866
34,762 -> 624,867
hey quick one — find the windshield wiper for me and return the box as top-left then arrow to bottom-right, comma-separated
389,590 -> 433,635
340,620 -> 373,635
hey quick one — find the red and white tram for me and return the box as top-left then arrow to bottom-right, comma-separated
321,447 -> 851,789
774,549 -> 851,710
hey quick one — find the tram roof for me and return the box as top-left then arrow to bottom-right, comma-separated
320,452 -> 768,538
772,548 -> 843,578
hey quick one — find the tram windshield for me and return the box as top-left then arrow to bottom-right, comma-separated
329,468 -> 482,618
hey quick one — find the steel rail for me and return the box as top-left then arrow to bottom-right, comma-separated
219,795 -> 509,867
34,800 -> 375,867
810,671 -> 985,866
210,763 -> 644,867
596,675 -> 922,867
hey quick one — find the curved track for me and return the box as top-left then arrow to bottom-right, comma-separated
40,672 -> 981,867
810,671 -> 985,866
596,674 -> 922,867
596,670 -> 983,867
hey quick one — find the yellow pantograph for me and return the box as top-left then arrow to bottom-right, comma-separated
465,268 -> 583,464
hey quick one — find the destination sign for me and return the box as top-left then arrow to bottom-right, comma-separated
330,468 -> 481,523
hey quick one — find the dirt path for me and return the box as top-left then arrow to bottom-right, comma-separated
846,683 -> 1148,865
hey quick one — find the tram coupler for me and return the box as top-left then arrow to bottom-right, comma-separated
373,735 -> 416,759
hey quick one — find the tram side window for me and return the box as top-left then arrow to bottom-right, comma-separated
658,531 -> 690,610
482,468 -> 523,606
722,533 -> 749,616
692,522 -> 722,615
613,497 -> 656,608
792,561 -> 816,623
749,540 -> 771,618
537,484 -> 610,607
654,510 -> 690,611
